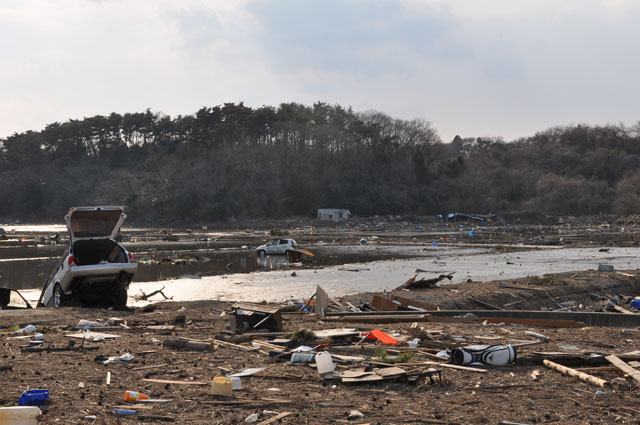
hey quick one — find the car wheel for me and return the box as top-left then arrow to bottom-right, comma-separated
257,250 -> 266,258
53,284 -> 64,308
0,288 -> 10,306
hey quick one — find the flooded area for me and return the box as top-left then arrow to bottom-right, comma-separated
2,222 -> 640,306
9,244 -> 640,307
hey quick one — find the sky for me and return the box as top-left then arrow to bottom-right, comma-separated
1,0 -> 639,142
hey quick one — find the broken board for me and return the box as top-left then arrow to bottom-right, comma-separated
65,331 -> 120,340
313,328 -> 359,338
315,285 -> 329,316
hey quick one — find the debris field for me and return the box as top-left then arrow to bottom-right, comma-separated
3,267 -> 640,424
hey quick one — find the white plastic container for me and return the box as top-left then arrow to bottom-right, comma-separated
0,406 -> 41,425
230,377 -> 242,390
315,351 -> 334,374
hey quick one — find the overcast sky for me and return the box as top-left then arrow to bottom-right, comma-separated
1,0 -> 639,142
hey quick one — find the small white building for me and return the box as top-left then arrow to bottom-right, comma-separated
317,208 -> 351,222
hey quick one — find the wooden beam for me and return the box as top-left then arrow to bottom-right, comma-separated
389,294 -> 437,311
142,378 -> 209,385
543,359 -> 609,387
479,317 -> 583,328
371,295 -> 399,311
326,314 -> 430,324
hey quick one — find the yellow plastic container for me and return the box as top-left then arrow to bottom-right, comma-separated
211,377 -> 232,396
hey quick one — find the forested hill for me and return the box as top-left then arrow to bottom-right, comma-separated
1,102 -> 639,223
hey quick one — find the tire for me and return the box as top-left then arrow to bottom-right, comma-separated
52,284 -> 64,308
257,250 -> 266,258
0,288 -> 10,306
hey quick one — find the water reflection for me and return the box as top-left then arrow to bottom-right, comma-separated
256,255 -> 290,270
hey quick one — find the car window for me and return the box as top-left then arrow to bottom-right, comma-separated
267,241 -> 276,246
279,239 -> 288,245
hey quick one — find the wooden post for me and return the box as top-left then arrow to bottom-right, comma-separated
543,359 -> 609,388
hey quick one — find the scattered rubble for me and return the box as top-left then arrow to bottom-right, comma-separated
3,268 -> 640,423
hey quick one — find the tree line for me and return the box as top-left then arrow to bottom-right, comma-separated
1,102 -> 639,223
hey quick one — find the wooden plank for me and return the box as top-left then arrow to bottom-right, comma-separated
606,355 -> 640,384
232,302 -> 280,314
544,359 -> 609,387
345,301 -> 360,312
499,282 -> 546,291
389,294 -> 437,311
65,331 -> 120,339
342,374 -> 384,383
374,367 -> 407,378
479,317 -> 583,328
329,314 -> 430,324
371,295 -> 399,312
470,297 -> 501,310
612,305 -> 634,315
329,297 -> 348,311
315,285 -> 329,316
214,339 -> 257,352
421,361 -> 487,373
142,378 -> 209,385
256,412 -> 292,425
313,328 -> 359,338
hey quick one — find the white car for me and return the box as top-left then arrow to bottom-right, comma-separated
38,206 -> 137,309
256,238 -> 297,258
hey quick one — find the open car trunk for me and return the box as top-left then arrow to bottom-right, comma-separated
73,240 -> 128,265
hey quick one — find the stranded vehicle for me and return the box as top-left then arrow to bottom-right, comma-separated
38,206 -> 137,309
256,238 -> 297,258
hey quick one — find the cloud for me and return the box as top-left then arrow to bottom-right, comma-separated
248,0 -> 461,75
1,0 -> 640,141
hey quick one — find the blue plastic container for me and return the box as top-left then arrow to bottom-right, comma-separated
291,352 -> 315,362
18,389 -> 50,406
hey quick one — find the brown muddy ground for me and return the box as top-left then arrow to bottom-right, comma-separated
2,269 -> 640,424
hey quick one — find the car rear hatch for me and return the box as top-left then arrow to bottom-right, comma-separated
65,206 -> 127,242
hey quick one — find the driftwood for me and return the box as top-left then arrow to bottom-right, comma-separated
396,272 -> 454,290
543,359 -> 609,387
256,412 -> 293,425
136,286 -> 173,301
20,345 -> 99,353
162,337 -> 214,351
136,415 -> 175,422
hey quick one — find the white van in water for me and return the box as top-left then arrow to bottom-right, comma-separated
38,206 -> 137,309
256,238 -> 297,257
